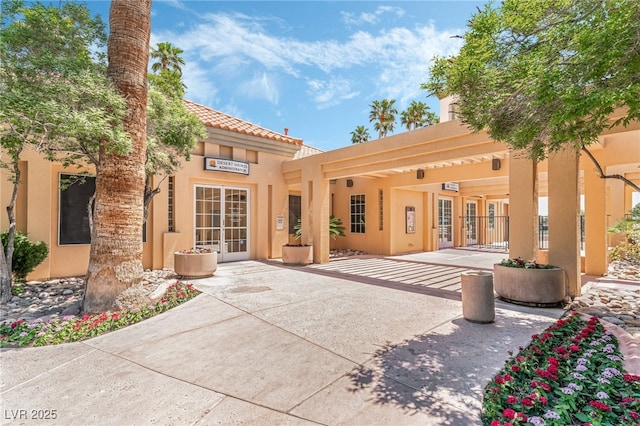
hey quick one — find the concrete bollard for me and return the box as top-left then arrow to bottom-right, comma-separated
461,271 -> 495,323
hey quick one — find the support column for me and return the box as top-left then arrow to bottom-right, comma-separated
301,165 -> 330,264
548,147 -> 581,298
508,150 -> 538,260
584,164 -> 607,276
311,177 -> 330,264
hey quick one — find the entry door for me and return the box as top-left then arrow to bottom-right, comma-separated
466,201 -> 478,245
438,198 -> 454,248
194,185 -> 250,262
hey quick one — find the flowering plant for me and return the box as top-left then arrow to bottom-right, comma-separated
178,247 -> 214,254
499,257 -> 555,269
483,312 -> 640,425
0,282 -> 200,348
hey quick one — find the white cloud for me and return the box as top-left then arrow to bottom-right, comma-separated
306,77 -> 360,109
238,72 -> 280,105
341,6 -> 405,26
153,10 -> 465,111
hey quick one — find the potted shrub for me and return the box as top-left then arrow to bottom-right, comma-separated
281,243 -> 314,265
174,247 -> 217,278
493,257 -> 566,306
282,216 -> 346,265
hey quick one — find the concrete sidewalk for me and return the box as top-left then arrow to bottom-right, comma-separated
1,251 -> 566,426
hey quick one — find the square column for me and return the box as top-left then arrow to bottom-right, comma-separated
300,166 -> 331,264
584,165 -> 607,275
508,150 -> 538,260
548,147 -> 581,297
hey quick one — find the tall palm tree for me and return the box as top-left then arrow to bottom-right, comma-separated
401,101 -> 431,130
83,0 -> 151,313
369,99 -> 397,139
150,42 -> 185,75
350,125 -> 370,144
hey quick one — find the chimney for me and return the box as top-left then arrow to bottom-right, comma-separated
284,128 -> 289,135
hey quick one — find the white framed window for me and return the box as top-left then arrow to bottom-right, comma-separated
350,194 -> 366,234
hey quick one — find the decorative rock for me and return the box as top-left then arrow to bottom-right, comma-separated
1,269 -> 177,325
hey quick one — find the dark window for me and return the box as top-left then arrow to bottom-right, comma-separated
168,176 -> 175,232
288,195 -> 301,234
59,174 -> 95,245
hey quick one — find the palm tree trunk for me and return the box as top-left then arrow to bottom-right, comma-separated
83,0 -> 151,313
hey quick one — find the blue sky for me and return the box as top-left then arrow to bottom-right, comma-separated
83,1 -> 485,151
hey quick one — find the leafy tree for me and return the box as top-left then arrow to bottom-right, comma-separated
369,99 -> 398,139
150,41 -> 185,75
0,0 -> 129,301
83,0 -> 152,313
350,125 -> 371,144
143,43 -> 206,225
423,0 -> 640,191
400,101 -> 439,130
144,79 -> 206,224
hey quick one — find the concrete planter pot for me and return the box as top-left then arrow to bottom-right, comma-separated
282,245 -> 313,265
493,264 -> 566,307
174,251 -> 217,278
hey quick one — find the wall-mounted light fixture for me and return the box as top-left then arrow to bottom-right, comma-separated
492,158 -> 501,170
346,179 -> 354,187
416,169 -> 425,179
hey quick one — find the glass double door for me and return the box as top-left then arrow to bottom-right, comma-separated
195,185 -> 249,262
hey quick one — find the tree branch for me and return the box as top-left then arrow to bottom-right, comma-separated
582,147 -> 640,192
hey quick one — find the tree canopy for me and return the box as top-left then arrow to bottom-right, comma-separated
423,0 -> 640,162
0,0 -> 129,301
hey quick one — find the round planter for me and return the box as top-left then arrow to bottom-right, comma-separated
282,245 -> 313,265
493,264 -> 566,307
174,252 -> 217,278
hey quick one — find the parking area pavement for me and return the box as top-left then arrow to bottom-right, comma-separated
1,250 -> 566,426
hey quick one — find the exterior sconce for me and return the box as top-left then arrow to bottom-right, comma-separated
416,169 -> 425,179
492,159 -> 501,170
346,179 -> 354,187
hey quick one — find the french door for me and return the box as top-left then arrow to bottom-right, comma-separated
466,201 -> 478,245
438,198 -> 454,248
194,185 -> 250,262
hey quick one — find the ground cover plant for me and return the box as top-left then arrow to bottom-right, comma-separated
0,281 -> 199,348
483,312 -> 640,425
499,258 -> 555,270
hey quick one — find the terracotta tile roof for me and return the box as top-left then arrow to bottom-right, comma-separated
183,99 -> 303,146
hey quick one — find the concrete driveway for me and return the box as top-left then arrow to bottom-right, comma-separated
1,250 -> 566,425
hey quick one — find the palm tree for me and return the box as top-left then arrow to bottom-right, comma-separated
400,101 -> 439,130
350,125 -> 370,144
150,42 -> 185,75
83,0 -> 151,313
369,99 -> 397,139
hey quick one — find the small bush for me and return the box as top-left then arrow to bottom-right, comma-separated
608,204 -> 640,262
1,231 -> 49,281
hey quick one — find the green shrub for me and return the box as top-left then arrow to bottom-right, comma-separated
608,204 -> 640,262
1,231 -> 49,281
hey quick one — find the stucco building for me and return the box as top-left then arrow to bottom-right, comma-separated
2,97 -> 638,297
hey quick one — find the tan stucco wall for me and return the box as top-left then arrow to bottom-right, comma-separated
2,110 -> 637,283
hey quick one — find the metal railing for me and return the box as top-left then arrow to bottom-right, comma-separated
460,215 -> 584,251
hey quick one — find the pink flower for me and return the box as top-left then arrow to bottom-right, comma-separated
589,400 -> 611,412
522,398 -> 534,407
507,396 -> 518,404
503,408 -> 516,419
